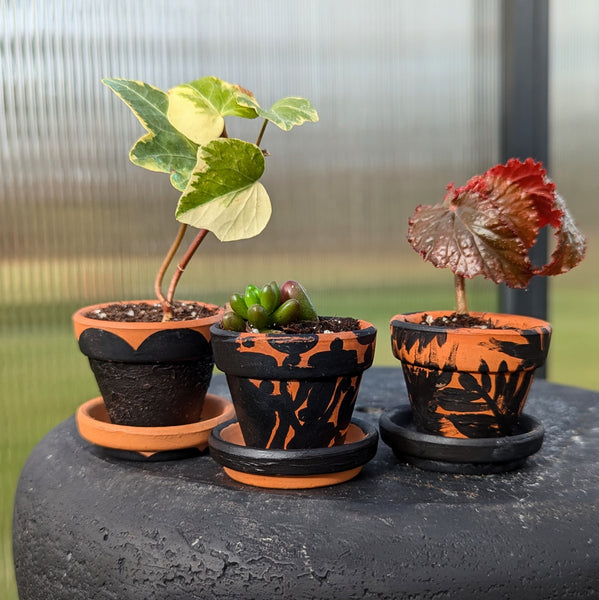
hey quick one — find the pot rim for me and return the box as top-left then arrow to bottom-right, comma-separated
73,300 -> 225,349
209,417 -> 378,475
76,393 -> 235,452
210,318 -> 377,341
73,300 -> 223,331
390,310 -> 551,335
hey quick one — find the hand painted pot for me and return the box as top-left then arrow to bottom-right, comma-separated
390,311 -> 551,439
210,320 -> 377,449
73,300 -> 224,427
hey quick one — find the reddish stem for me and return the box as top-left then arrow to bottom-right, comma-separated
155,223 -> 188,320
255,119 -> 268,147
164,229 -> 210,315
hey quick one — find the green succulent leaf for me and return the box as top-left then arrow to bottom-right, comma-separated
167,76 -> 259,145
237,95 -> 319,131
102,78 -> 198,191
175,138 -> 271,241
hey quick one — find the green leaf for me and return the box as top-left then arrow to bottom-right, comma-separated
175,138 -> 272,242
167,76 -> 259,145
102,78 -> 198,191
237,96 -> 319,131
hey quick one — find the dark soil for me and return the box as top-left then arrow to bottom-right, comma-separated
279,316 -> 360,334
420,312 -> 498,329
84,301 -> 218,322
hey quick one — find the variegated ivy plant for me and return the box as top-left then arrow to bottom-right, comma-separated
103,76 -> 318,320
407,158 -> 587,315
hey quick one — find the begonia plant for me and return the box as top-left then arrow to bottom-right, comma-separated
407,158 -> 587,316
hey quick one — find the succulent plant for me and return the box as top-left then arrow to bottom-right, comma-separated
222,280 -> 318,332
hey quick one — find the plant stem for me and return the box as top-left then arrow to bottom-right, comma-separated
455,274 -> 469,315
155,223 -> 188,319
163,228 -> 210,319
256,119 -> 269,147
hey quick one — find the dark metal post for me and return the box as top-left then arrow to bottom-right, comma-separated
500,0 -> 550,375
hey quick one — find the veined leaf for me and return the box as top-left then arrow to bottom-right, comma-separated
167,77 -> 259,145
537,193 -> 587,276
102,78 -> 198,191
237,96 -> 319,131
407,158 -> 580,289
481,159 -> 561,245
175,138 -> 271,241
408,194 -> 535,288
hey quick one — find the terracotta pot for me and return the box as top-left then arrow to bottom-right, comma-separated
73,300 -> 224,427
210,320 -> 377,449
390,311 -> 551,439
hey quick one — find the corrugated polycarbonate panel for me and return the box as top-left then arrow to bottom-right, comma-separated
1,1 -> 502,304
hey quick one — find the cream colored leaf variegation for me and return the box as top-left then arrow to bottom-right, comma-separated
177,182 -> 271,242
102,78 -> 198,191
175,138 -> 272,241
237,95 -> 319,131
167,76 -> 258,145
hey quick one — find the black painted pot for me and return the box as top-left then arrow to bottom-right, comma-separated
390,311 -> 552,439
73,301 -> 223,427
210,320 -> 377,449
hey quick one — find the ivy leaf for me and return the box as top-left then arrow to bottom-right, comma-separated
408,158 -> 586,289
175,138 -> 271,242
102,78 -> 198,191
237,96 -> 319,131
167,77 -> 259,145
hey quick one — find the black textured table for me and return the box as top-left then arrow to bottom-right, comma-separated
12,368 -> 599,599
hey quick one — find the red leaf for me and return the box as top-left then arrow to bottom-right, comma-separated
483,158 -> 561,232
408,191 -> 535,288
407,158 -> 586,289
537,193 -> 587,276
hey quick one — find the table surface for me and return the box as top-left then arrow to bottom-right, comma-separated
13,368 -> 599,600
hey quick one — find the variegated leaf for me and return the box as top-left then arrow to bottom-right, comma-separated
175,138 -> 271,241
237,95 -> 319,131
102,78 -> 198,191
167,76 -> 258,145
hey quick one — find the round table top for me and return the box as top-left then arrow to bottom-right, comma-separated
13,368 -> 599,599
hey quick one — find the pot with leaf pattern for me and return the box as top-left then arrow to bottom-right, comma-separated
390,311 -> 551,439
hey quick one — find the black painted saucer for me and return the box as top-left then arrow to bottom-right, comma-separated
209,418 -> 379,489
379,406 -> 544,475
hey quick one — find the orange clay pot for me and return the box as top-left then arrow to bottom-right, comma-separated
73,300 -> 224,427
210,320 -> 377,449
390,311 -> 551,439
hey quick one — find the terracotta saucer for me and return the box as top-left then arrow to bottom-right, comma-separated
76,394 -> 235,460
208,418 -> 378,489
379,405 -> 544,475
